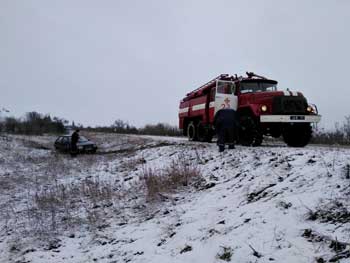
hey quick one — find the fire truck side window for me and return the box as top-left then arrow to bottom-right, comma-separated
217,82 -> 234,94
210,88 -> 216,101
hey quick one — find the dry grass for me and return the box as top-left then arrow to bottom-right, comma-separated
306,199 -> 350,224
216,246 -> 233,262
0,134 -> 149,239
120,156 -> 146,172
142,154 -> 203,200
20,139 -> 51,150
1,176 -> 120,238
0,135 -> 200,241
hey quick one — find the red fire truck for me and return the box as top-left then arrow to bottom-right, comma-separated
178,72 -> 321,147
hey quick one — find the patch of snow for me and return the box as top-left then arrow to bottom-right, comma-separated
0,134 -> 350,262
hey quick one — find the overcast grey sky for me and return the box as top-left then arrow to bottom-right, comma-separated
1,0 -> 349,129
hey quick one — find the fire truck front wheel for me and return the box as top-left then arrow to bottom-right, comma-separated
239,115 -> 263,147
282,123 -> 312,147
187,122 -> 198,141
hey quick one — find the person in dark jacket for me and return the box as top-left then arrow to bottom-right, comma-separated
214,108 -> 239,152
70,129 -> 80,156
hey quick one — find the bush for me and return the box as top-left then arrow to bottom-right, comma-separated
311,115 -> 350,145
311,130 -> 350,145
217,246 -> 233,262
142,155 -> 202,200
139,123 -> 182,137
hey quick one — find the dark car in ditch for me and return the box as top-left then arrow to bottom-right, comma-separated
54,135 -> 97,153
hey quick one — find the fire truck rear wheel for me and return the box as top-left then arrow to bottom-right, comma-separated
282,123 -> 312,147
187,122 -> 198,141
197,122 -> 212,143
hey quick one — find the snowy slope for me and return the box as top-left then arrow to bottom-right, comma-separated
0,134 -> 350,263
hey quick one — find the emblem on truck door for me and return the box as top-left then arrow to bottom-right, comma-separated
221,97 -> 231,109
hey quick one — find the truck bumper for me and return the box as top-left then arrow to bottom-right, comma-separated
260,115 -> 321,123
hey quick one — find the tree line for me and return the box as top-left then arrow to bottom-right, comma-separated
2,110 -> 350,144
0,111 -> 67,135
0,112 -> 181,137
85,119 -> 182,137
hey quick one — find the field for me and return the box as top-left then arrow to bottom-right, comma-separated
0,133 -> 350,263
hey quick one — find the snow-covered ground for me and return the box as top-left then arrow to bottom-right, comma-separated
0,133 -> 350,263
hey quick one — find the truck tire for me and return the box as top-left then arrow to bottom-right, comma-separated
282,123 -> 312,147
187,121 -> 198,141
197,121 -> 213,143
239,115 -> 263,146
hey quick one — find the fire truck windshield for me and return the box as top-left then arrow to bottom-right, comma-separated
240,81 -> 277,93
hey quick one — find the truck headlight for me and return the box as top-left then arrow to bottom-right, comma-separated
261,105 -> 268,112
307,105 -> 317,114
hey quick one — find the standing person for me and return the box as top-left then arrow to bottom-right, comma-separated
70,129 -> 80,157
214,108 -> 239,152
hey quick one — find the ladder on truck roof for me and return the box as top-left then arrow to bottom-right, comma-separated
186,74 -> 232,97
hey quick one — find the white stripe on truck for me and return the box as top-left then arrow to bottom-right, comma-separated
192,103 -> 206,111
179,107 -> 189,114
